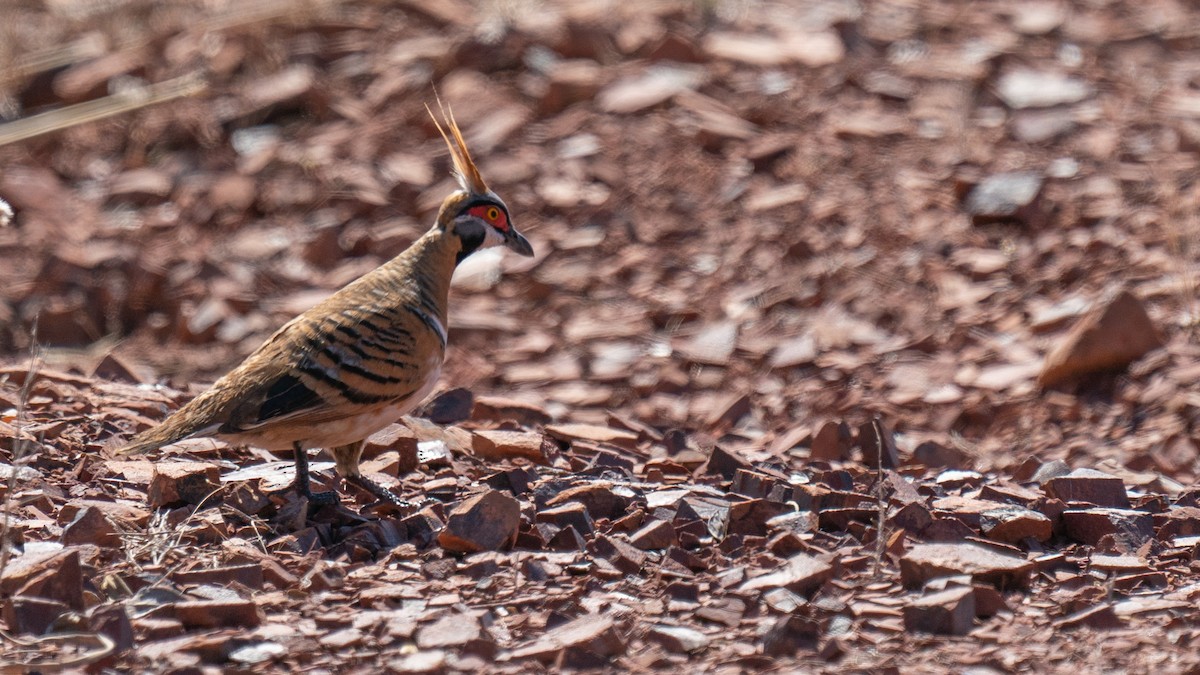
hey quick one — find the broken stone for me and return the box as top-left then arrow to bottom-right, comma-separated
1054,603 -> 1122,630
629,518 -> 675,550
1045,469 -> 1131,508
1061,508 -> 1154,548
544,423 -> 637,449
415,612 -> 481,649
538,502 -> 595,537
471,430 -> 549,464
673,321 -> 738,366
421,388 -> 474,424
61,505 -> 121,547
810,421 -> 853,462
902,586 -> 975,635
148,461 -> 221,508
591,534 -> 647,574
172,564 -> 265,590
3,595 -> 68,635
510,614 -> 624,661
760,615 -> 819,656
1039,289 -> 1164,387
739,553 -> 832,595
900,543 -> 1033,589
996,69 -> 1092,109
647,624 -> 709,653
705,445 -> 751,480
437,490 -> 521,553
979,506 -> 1053,544
596,65 -> 704,114
175,599 -> 262,628
857,419 -> 900,469
963,171 -> 1044,225
2,548 -> 85,610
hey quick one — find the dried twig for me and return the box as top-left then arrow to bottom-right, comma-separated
0,629 -> 115,674
0,331 -> 41,582
872,417 -> 888,579
0,73 -> 207,147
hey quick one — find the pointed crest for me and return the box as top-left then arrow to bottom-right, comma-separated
426,96 -> 488,194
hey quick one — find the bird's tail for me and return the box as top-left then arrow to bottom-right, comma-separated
115,400 -> 214,455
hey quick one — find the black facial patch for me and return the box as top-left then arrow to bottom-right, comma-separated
455,219 -> 486,265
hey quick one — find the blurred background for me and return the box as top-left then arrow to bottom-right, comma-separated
1,0 -> 1199,476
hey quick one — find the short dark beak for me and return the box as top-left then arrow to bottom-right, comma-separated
505,227 -> 534,257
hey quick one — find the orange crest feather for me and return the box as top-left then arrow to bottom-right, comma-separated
427,97 -> 488,194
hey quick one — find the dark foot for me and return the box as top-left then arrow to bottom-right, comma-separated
346,475 -> 430,510
267,482 -> 340,506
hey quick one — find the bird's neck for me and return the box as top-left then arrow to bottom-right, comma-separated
379,226 -> 462,322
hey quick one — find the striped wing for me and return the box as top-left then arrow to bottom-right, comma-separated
215,305 -> 445,434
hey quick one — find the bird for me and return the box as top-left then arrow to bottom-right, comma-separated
117,101 -> 534,508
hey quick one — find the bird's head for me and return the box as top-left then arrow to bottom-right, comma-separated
429,102 -> 534,265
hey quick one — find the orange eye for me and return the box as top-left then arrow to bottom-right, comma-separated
486,207 -> 500,221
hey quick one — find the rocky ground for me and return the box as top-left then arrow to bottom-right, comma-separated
3,0 -> 1200,672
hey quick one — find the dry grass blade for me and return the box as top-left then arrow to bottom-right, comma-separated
0,336 -> 41,583
872,417 -> 888,579
0,630 -> 116,674
0,34 -> 106,90
118,484 -> 229,568
0,73 -> 207,147
198,0 -> 341,33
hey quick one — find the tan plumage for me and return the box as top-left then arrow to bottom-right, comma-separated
120,103 -> 534,507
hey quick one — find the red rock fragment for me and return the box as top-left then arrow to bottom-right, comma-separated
1038,289 -> 1163,387
3,595 -> 68,635
1045,469 -> 1130,508
546,483 -> 628,520
471,396 -> 552,426
148,461 -> 221,508
912,440 -> 969,469
538,502 -> 595,537
61,505 -> 121,547
739,553 -> 832,594
510,614 -> 624,662
629,519 -> 675,550
857,419 -> 900,469
705,444 -> 751,480
175,599 -> 262,628
545,423 -> 638,449
108,168 -> 174,205
979,506 -> 1052,544
421,387 -> 475,424
1061,508 -> 1154,548
2,548 -> 85,610
172,563 -> 264,590
902,586 -> 975,635
900,543 -> 1033,589
761,615 -> 819,656
437,490 -> 521,553
647,624 -> 709,653
810,421 -> 853,461
416,612 -> 481,649
471,430 -> 549,464
90,603 -> 135,654
1054,603 -> 1123,630
590,535 -> 647,574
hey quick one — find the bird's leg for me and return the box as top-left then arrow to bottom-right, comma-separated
270,441 -> 339,505
332,441 -> 429,509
